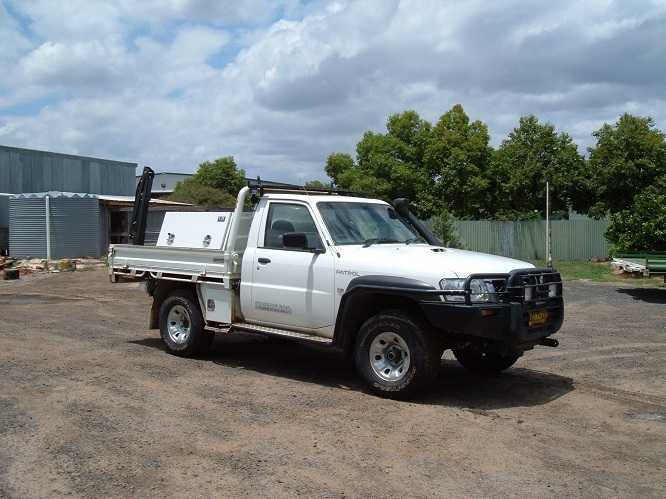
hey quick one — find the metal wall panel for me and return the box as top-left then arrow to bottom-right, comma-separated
9,195 -> 101,258
450,217 -> 611,261
0,145 -> 137,195
9,197 -> 47,258
49,197 -> 100,258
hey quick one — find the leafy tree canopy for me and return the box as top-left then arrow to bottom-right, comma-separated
168,180 -> 237,208
491,115 -> 586,219
423,104 -> 493,218
168,156 -> 245,208
325,110 -> 434,217
189,156 -> 246,195
587,113 -> 666,215
327,107 -> 495,219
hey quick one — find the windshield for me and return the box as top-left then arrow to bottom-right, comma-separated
317,201 -> 422,245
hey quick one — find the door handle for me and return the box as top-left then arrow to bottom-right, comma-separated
258,257 -> 271,264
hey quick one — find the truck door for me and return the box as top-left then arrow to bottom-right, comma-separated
246,201 -> 335,333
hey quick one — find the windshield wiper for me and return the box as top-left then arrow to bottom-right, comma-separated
362,238 -> 401,247
404,237 -> 423,245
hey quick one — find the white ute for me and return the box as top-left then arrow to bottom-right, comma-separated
109,179 -> 564,398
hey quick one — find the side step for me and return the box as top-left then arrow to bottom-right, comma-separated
231,322 -> 333,345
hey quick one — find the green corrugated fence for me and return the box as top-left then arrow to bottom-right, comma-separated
450,217 -> 610,261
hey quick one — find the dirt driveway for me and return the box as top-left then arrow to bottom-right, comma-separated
1,270 -> 665,498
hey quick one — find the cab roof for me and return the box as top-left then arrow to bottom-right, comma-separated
261,192 -> 387,205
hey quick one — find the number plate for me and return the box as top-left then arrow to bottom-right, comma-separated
528,310 -> 548,327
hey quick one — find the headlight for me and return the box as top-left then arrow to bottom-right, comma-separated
440,278 -> 497,303
439,278 -> 465,302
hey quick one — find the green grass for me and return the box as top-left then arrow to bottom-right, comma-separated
531,260 -> 665,287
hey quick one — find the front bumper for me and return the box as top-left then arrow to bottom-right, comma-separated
421,296 -> 563,349
420,268 -> 564,350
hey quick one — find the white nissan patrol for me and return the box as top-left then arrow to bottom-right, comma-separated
109,170 -> 563,398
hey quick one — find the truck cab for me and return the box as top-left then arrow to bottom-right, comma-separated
109,183 -> 563,398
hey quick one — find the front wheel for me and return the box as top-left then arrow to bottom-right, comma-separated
159,290 -> 214,356
354,311 -> 442,399
453,348 -> 520,374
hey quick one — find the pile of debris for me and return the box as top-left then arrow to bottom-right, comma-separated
0,256 -> 107,280
0,256 -> 19,280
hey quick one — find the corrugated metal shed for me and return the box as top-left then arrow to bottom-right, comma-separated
9,192 -> 100,259
0,145 -> 136,195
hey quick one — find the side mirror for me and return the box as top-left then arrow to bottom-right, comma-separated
392,198 -> 410,218
283,232 -> 324,253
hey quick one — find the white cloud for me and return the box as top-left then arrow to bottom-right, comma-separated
20,39 -> 126,87
1,0 -> 666,183
123,0 -> 303,27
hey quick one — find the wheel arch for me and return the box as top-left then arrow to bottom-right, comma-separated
149,280 -> 200,329
332,275 -> 437,355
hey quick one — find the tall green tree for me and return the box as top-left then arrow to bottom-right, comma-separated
423,104 -> 494,218
586,113 -> 666,215
491,115 -> 586,219
325,110 -> 434,217
168,156 -> 246,208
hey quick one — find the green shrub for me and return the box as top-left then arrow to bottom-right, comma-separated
605,176 -> 666,252
431,209 -> 462,248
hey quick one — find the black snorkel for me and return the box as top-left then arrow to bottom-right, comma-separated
391,198 -> 441,246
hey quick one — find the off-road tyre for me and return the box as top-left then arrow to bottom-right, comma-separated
159,289 -> 214,356
354,310 -> 442,399
453,348 -> 520,374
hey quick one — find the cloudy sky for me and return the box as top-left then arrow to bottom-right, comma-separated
0,0 -> 665,182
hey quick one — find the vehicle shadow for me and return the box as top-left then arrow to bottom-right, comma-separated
616,287 -> 666,304
130,334 -> 574,410
421,360 -> 574,410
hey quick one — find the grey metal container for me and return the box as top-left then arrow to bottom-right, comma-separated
9,193 -> 101,259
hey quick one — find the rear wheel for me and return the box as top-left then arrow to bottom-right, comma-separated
159,290 -> 214,356
354,311 -> 442,399
453,348 -> 520,374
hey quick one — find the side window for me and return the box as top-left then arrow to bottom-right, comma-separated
264,203 -> 323,250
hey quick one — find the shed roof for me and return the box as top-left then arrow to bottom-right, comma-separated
0,145 -> 137,167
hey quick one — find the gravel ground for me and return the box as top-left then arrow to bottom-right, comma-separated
0,270 -> 665,498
